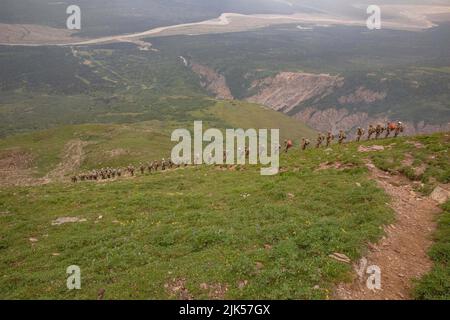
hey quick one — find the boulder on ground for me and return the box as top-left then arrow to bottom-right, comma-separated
51,217 -> 86,226
430,185 -> 450,205
358,145 -> 385,152
329,252 -> 351,264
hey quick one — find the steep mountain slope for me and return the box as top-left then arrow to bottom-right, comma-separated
153,23 -> 450,136
246,72 -> 344,112
190,62 -> 234,100
1,132 -> 448,299
0,100 -> 315,185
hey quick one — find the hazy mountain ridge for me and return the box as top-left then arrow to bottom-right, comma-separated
0,2 -> 449,137
1,0 -> 449,41
0,0 -> 300,37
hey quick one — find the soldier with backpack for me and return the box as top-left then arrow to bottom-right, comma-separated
356,127 -> 365,142
326,132 -> 334,147
316,133 -> 324,148
338,130 -> 347,144
284,139 -> 293,153
301,138 -> 311,150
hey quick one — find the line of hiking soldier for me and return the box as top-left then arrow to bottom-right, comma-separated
284,121 -> 404,153
71,158 -> 180,183
71,148 -> 256,183
72,122 -> 404,182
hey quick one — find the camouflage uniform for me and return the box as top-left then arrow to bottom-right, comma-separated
385,123 -> 392,138
367,125 -> 375,140
301,138 -> 310,151
326,132 -> 334,147
128,165 -> 135,176
375,124 -> 384,139
316,133 -> 324,148
356,127 -> 365,142
338,130 -> 347,144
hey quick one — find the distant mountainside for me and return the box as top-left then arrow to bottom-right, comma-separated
0,2 -> 449,137
1,23 -> 449,137
155,23 -> 450,136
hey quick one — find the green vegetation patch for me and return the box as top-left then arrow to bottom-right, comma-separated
0,145 -> 392,299
414,201 -> 450,300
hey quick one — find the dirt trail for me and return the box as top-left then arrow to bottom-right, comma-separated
0,140 -> 87,187
334,160 -> 441,300
45,140 -> 88,181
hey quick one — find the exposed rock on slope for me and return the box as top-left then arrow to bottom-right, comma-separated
293,107 -> 371,134
246,72 -> 343,112
430,184 -> 450,205
244,70 -> 448,137
338,87 -> 387,105
190,63 -> 234,100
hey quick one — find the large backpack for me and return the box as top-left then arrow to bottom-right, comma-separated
388,123 -> 397,130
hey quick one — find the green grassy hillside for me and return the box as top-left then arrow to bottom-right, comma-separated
0,132 -> 448,299
0,100 -> 315,178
